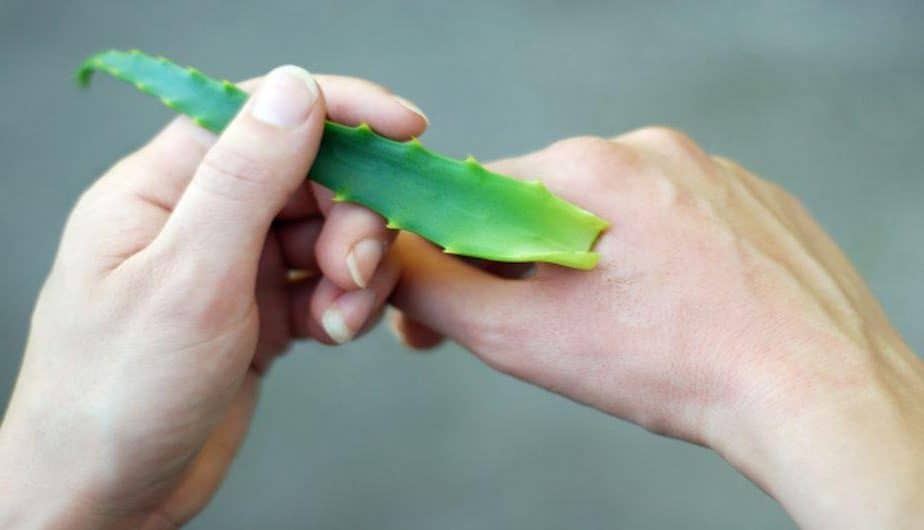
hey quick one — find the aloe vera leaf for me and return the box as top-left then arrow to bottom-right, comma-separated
76,49 -> 608,269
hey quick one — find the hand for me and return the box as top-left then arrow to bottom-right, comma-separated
391,129 -> 924,529
0,66 -> 428,529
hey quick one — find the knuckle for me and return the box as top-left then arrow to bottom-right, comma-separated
108,153 -> 144,178
728,162 -> 795,206
635,126 -> 697,151
548,135 -> 615,160
632,126 -> 716,178
595,142 -> 646,173
72,185 -> 103,217
714,156 -> 769,193
71,180 -> 121,227
546,135 -> 644,188
771,183 -> 806,215
75,153 -> 143,212
761,178 -> 791,202
711,154 -> 744,175
332,200 -> 385,230
196,145 -> 278,201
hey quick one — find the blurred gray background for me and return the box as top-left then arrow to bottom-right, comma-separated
2,1 -> 922,528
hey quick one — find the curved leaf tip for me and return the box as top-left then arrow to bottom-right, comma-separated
75,51 -> 108,87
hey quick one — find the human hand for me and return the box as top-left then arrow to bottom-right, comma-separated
0,66 -> 427,529
391,129 -> 924,529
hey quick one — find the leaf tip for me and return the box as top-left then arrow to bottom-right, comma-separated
74,51 -> 109,87
75,64 -> 94,87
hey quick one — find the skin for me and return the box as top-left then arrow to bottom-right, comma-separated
0,66 -> 427,529
390,131 -> 924,529
0,68 -> 921,528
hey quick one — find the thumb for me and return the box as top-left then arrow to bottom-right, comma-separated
390,232 -> 528,358
153,65 -> 324,280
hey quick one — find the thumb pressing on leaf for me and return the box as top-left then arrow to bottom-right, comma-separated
151,65 -> 326,287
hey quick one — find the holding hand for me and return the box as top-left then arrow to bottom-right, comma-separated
392,129 -> 924,529
2,59 -> 921,529
0,66 -> 427,529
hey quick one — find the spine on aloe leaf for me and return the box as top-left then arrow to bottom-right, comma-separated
76,49 -> 608,269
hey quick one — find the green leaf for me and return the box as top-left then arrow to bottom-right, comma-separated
77,49 -> 608,269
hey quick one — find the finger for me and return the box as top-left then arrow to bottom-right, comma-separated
151,65 -> 325,282
288,275 -> 325,340
315,74 -> 429,138
117,78 -> 265,212
383,148 -> 573,352
276,217 -> 325,272
310,182 -> 336,216
287,74 -> 430,220
383,255 -> 527,352
274,75 -> 430,226
60,115 -> 219,274
252,232 -> 293,375
277,181 -> 320,220
97,73 -> 426,220
288,153 -> 528,288
315,201 -> 396,290
139,73 -> 429,220
123,116 -> 218,211
303,77 -> 427,291
306,251 -> 401,345
390,232 -> 527,353
387,309 -> 445,350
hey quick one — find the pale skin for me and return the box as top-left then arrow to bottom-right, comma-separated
1,66 -> 922,529
0,66 -> 427,529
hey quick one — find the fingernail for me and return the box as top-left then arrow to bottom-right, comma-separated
321,289 -> 376,344
346,239 -> 385,289
251,65 -> 319,128
321,308 -> 353,344
394,95 -> 429,125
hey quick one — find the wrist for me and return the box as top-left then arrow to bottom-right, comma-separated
712,340 -> 924,529
0,402 -> 113,529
